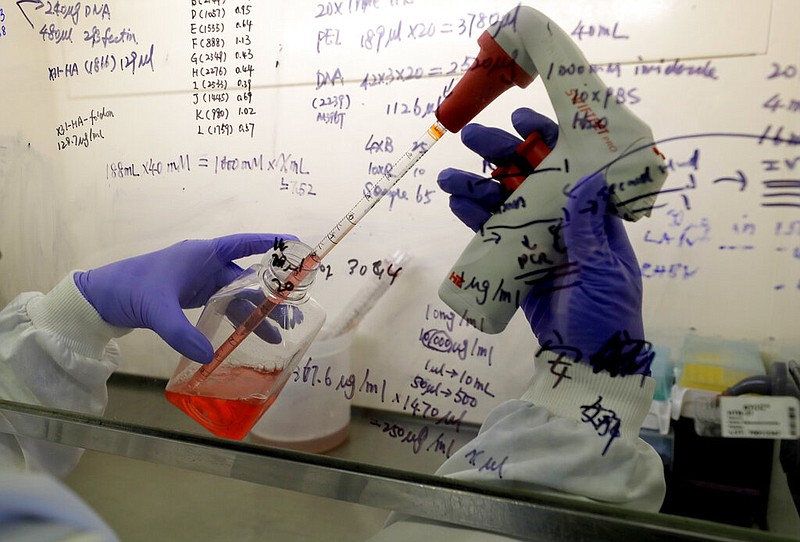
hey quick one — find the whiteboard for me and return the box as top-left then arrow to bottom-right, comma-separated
1,0 -> 797,426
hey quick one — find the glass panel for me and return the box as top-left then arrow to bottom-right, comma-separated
1,374 -> 797,541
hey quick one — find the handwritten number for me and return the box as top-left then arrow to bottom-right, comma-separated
767,62 -> 797,80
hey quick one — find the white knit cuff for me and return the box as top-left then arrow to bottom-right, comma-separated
521,350 -> 655,441
25,272 -> 131,360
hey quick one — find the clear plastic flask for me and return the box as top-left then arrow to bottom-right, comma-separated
165,240 -> 327,440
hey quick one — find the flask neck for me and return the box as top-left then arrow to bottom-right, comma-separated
260,240 -> 318,303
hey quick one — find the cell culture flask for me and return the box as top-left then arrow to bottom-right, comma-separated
165,240 -> 327,440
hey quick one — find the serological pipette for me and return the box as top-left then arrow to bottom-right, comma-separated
185,121 -> 448,390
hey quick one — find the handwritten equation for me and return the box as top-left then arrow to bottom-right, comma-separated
289,354 -> 469,459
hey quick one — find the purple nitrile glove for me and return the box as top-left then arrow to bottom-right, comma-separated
437,107 -> 652,376
225,285 -> 304,344
74,233 -> 298,364
437,107 -> 559,232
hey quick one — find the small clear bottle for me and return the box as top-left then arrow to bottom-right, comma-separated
165,240 -> 326,440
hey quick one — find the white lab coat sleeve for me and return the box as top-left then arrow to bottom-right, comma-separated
0,471 -> 118,542
0,272 -> 128,542
370,352 -> 666,541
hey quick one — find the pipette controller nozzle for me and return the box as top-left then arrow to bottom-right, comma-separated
435,29 -> 535,133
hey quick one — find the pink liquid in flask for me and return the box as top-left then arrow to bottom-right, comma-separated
165,365 -> 286,440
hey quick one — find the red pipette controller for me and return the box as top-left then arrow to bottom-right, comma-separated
433,25 -> 551,193
492,131 -> 551,194
435,28 -> 535,133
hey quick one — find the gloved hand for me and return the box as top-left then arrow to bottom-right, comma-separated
74,233 -> 298,364
438,107 -> 651,376
224,282 -> 304,346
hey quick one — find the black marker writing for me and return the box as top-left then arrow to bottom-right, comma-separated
589,330 -> 654,378
580,395 -> 621,455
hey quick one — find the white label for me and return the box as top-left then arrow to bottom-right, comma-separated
720,396 -> 800,439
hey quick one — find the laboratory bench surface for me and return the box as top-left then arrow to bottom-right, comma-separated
0,373 -> 798,541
